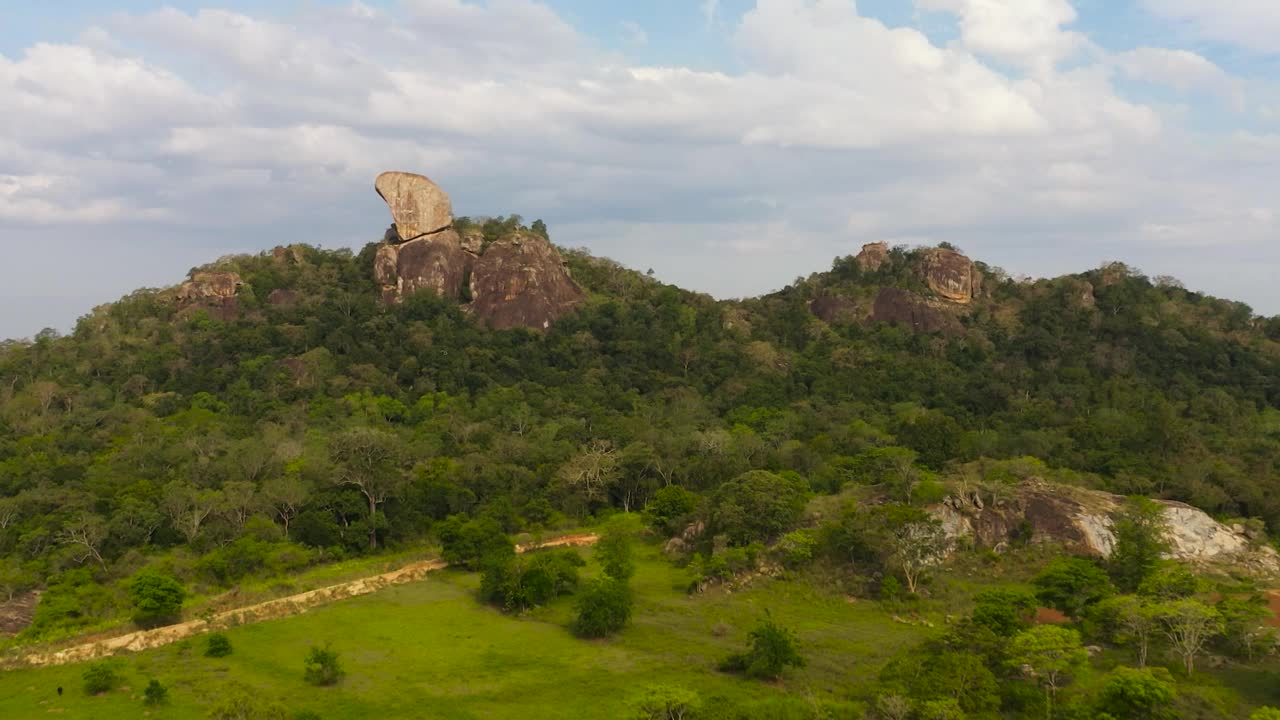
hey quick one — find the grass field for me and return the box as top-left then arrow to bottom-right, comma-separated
0,546 -> 928,719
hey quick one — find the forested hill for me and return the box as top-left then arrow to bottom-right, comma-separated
3,226 -> 1280,620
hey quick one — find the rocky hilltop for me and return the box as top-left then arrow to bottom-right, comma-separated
372,171 -> 584,330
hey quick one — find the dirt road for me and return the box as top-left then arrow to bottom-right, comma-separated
12,533 -> 598,668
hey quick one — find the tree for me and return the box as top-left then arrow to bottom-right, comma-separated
330,428 -> 405,550
161,481 -> 220,544
720,612 -> 806,680
205,632 -> 233,657
1216,595 -> 1274,660
1252,709 -> 1280,720
1137,562 -> 1198,600
1093,595 -> 1159,667
57,513 -> 108,568
82,662 -> 119,695
530,219 -> 549,239
970,588 -> 1037,637
437,515 -> 513,569
128,569 -> 187,627
1008,625 -> 1088,720
260,476 -> 309,537
630,685 -> 700,720
572,577 -> 633,638
1108,498 -> 1170,592
303,643 -> 344,686
711,470 -> 809,546
887,518 -> 949,594
218,480 -> 259,531
557,440 -> 620,514
595,526 -> 636,581
1158,599 -> 1223,675
143,679 -> 169,706
644,485 -> 698,535
1033,556 -> 1114,618
1098,666 -> 1176,720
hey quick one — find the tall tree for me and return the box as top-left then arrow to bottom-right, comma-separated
330,428 -> 405,550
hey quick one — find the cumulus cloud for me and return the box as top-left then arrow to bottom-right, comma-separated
1140,0 -> 1280,55
0,0 -> 1277,339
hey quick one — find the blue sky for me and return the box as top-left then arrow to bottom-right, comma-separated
2,0 -> 1279,339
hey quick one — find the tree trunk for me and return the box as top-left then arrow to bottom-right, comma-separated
366,492 -> 378,551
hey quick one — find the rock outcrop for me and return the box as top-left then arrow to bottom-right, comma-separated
372,172 -> 583,330
375,229 -> 473,303
375,171 -> 453,242
468,231 -> 584,330
932,481 -> 1280,576
919,248 -> 981,303
871,287 -> 963,336
855,242 -> 889,272
175,271 -> 243,321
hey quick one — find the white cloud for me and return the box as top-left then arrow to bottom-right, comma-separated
0,0 -> 1278,339
1140,0 -> 1280,54
917,0 -> 1085,73
1112,47 -> 1243,105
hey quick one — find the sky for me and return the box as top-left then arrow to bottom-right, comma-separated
2,0 -> 1279,340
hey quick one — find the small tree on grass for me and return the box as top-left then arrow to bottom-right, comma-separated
143,679 -> 169,706
886,517 -> 949,595
129,569 -> 187,627
82,662 -> 120,695
720,612 -> 806,680
595,527 -> 636,581
304,643 -> 344,686
1093,595 -> 1159,667
631,684 -> 701,720
572,577 -> 633,638
205,632 -> 233,658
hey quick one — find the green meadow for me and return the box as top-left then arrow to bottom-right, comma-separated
0,547 -> 927,719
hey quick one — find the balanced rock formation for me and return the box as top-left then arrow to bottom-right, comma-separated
467,231 -> 583,330
175,271 -> 243,321
372,172 -> 583,330
376,171 -> 453,242
375,229 -> 473,304
855,242 -> 889,272
919,248 -> 981,303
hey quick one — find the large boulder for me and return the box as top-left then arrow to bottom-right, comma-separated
855,242 -> 889,272
467,231 -> 584,330
175,271 -> 243,321
375,171 -> 453,242
919,248 -> 980,303
375,230 -> 473,303
871,287 -> 963,336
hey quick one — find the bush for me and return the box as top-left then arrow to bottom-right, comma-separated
772,530 -> 817,570
631,684 -> 701,720
644,486 -> 699,535
711,471 -> 809,546
82,662 -> 119,695
128,569 -> 187,627
143,678 -> 169,706
479,548 -> 584,612
303,644 -> 344,686
437,515 -> 514,569
595,528 -> 636,581
720,612 -> 806,680
572,577 -> 633,638
205,632 -> 233,658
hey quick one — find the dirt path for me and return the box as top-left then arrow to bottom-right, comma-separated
11,533 -> 597,669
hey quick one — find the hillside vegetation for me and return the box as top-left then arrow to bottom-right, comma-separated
4,229 -> 1280,718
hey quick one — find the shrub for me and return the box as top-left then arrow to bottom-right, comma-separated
631,684 -> 701,720
720,612 -> 806,680
595,528 -> 636,581
644,486 -> 699,535
772,529 -> 817,570
82,662 -> 119,695
205,632 -> 233,658
572,577 -> 633,638
128,569 -> 187,627
143,678 -> 169,706
437,515 -> 514,569
710,470 -> 809,546
303,644 -> 344,686
480,549 -> 584,612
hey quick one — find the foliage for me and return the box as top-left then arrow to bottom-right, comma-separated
1097,666 -> 1177,720
572,577 -> 633,638
644,486 -> 698,536
438,515 -> 514,570
1108,498 -> 1172,592
710,471 -> 809,546
630,684 -> 700,720
82,661 -> 120,695
771,529 -> 817,570
128,568 -> 187,626
970,588 -> 1037,637
1032,556 -> 1113,618
595,526 -> 636,581
143,678 -> 169,706
303,643 -> 344,686
1007,625 -> 1087,718
205,632 -> 233,657
1157,599 -> 1223,675
207,684 -> 290,720
720,612 -> 806,680
480,548 -> 584,612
